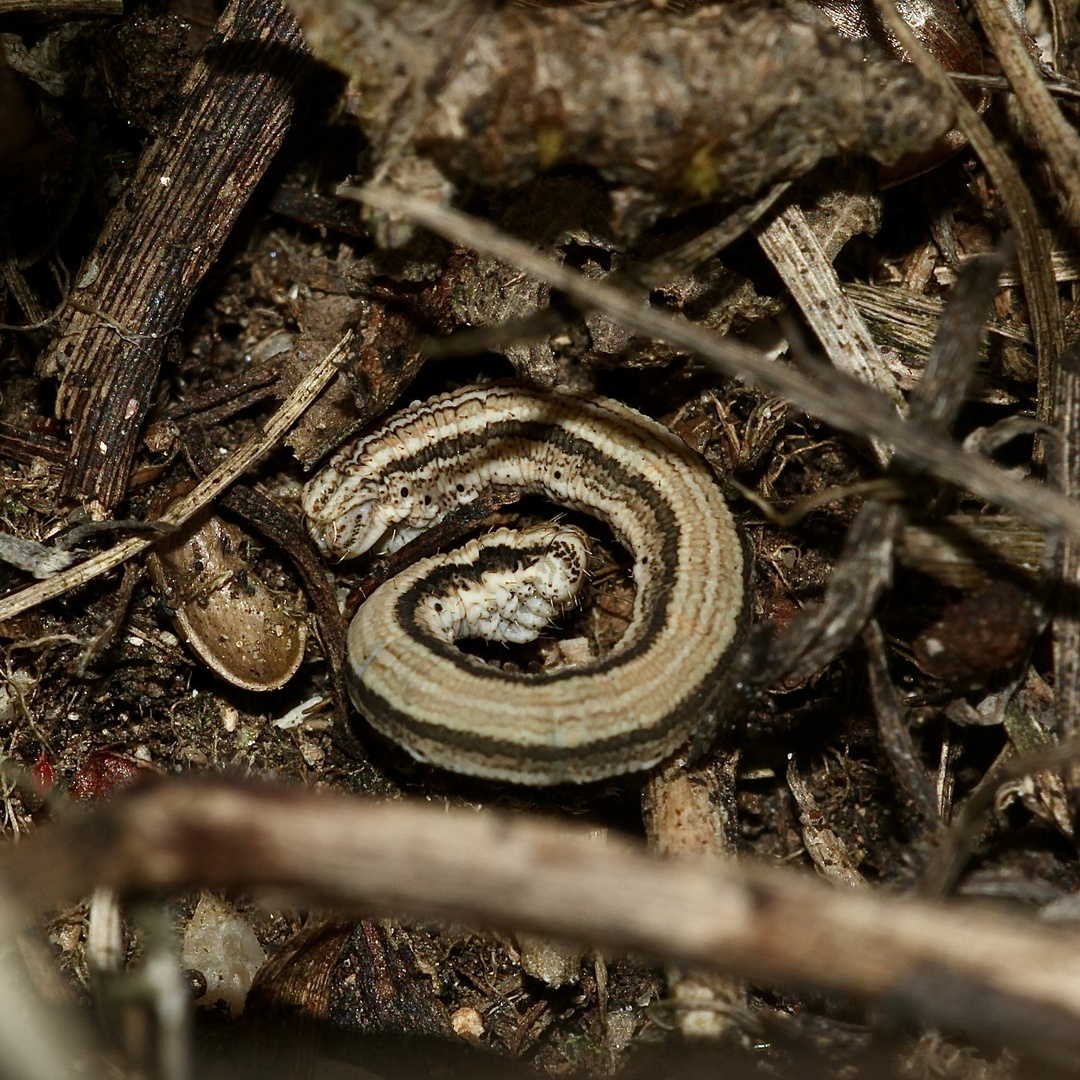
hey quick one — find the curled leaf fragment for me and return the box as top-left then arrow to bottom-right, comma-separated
147,483 -> 308,692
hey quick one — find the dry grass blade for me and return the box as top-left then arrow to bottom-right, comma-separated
754,200 -> 904,461
0,334 -> 349,623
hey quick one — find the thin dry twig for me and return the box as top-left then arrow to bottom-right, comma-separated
967,0 -> 1080,230
0,878 -> 103,1080
864,618 -> 940,821
636,181 -> 792,288
870,0 -> 1065,423
0,334 -> 349,624
776,254 -> 1002,789
352,186 -> 1080,540
785,755 -> 868,888
764,501 -> 902,686
0,0 -> 119,11
950,70 -> 1080,99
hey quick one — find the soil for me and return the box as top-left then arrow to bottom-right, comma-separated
1,0 -> 1078,1077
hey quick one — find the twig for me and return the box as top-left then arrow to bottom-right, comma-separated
75,562 -> 142,676
863,619 -> 940,822
636,181 -> 791,288
764,502 -> 902,687
1051,346 -> 1080,746
777,255 -> 1002,791
950,71 -> 1080,100
9,778 -> 1080,1060
870,0 -> 1064,426
785,756 -> 868,888
424,185 -> 791,363
351,186 -> 1080,540
0,335 -> 348,624
899,513 -> 1045,589
0,0 -> 120,11
845,282 -> 1031,367
739,255 -> 1000,696
967,0 -> 1080,230
0,878 -> 104,1080
644,752 -> 747,1037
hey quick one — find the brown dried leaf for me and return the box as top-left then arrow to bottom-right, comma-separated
146,483 -> 308,692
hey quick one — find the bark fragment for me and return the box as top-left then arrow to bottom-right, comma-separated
289,0 -> 954,233
38,0 -> 310,513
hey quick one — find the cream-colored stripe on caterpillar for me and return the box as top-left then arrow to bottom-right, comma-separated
302,383 -> 746,785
